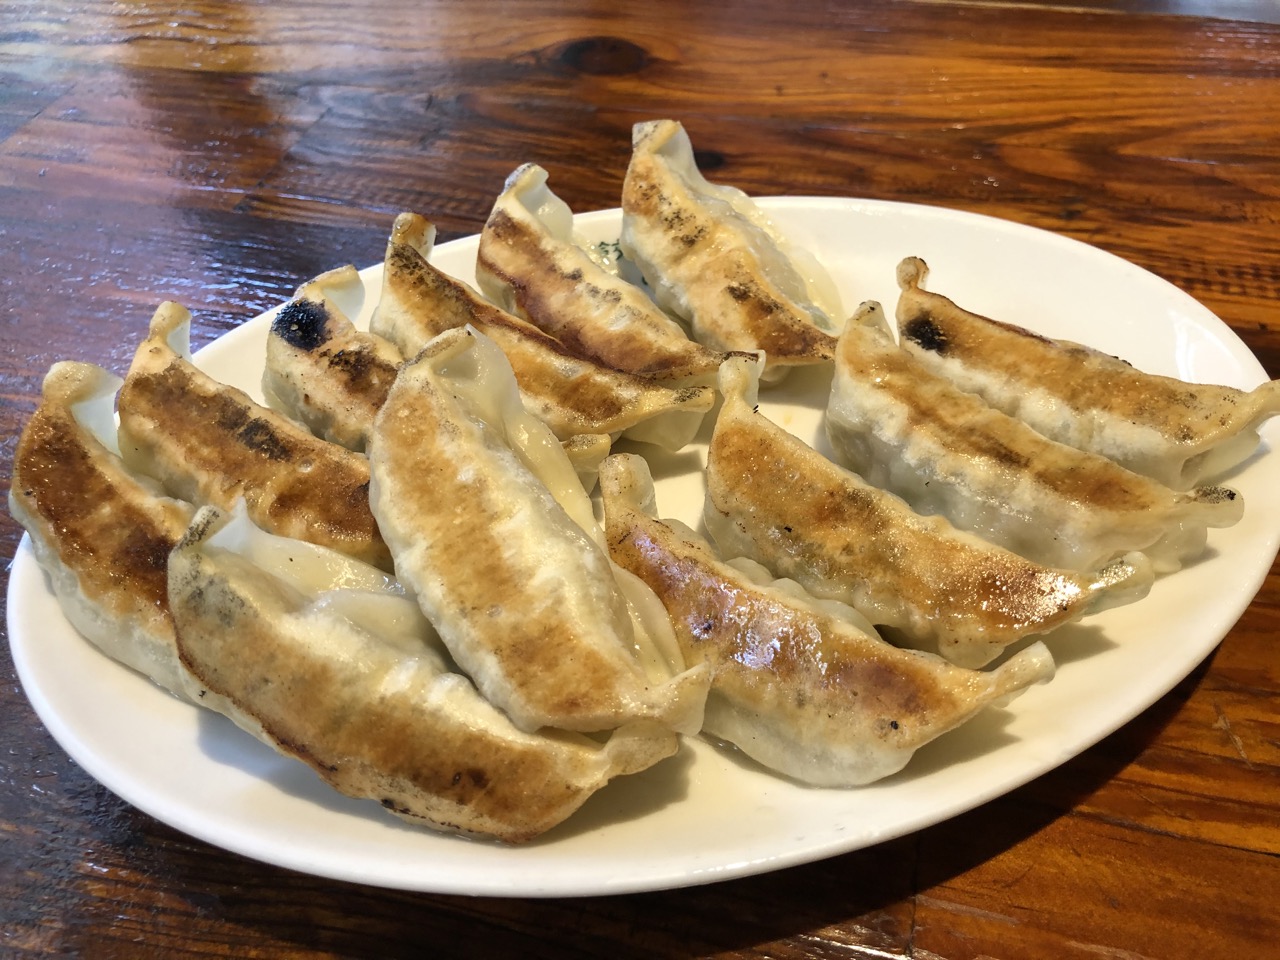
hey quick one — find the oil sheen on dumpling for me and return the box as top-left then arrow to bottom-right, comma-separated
9,361 -> 195,697
601,452 -> 1055,786
367,324 -> 710,735
168,503 -> 678,843
117,301 -> 392,570
705,354 -> 1153,668
620,119 -> 840,378
371,211 -> 713,450
826,302 -> 1244,573
894,256 -> 1280,490
476,163 -> 727,383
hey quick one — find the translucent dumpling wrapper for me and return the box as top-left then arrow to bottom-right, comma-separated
826,301 -> 1244,573
704,354 -> 1153,667
9,361 -> 195,698
620,119 -> 840,380
367,324 -> 710,735
477,163 -> 729,383
117,301 -> 392,570
601,452 -> 1055,786
371,211 -> 713,451
895,256 -> 1280,490
167,503 -> 679,844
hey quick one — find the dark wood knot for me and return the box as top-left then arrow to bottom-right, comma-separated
557,36 -> 650,75
693,149 -> 726,171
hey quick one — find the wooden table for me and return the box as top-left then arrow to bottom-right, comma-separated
3,2 -> 1278,957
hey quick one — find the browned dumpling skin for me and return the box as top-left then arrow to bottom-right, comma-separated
263,271 -> 404,453
367,325 -> 709,735
9,361 -> 194,696
827,302 -> 1244,573
116,302 -> 392,570
476,163 -> 727,383
264,281 -> 613,489
371,211 -> 713,450
168,505 -> 678,844
602,453 -> 1054,785
705,355 -> 1153,668
896,257 -> 1280,490
620,119 -> 839,378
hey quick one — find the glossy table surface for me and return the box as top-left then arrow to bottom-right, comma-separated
2,2 -> 1278,957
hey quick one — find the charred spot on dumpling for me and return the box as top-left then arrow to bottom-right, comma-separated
482,208 -> 522,246
902,316 -> 949,354
659,205 -> 701,245
387,242 -> 424,278
1196,485 -> 1238,504
209,388 -> 252,434
691,615 -> 718,641
274,299 -> 331,352
346,479 -> 374,506
676,224 -> 708,248
629,181 -> 659,207
120,524 -> 179,575
236,418 -> 293,462
326,346 -> 396,398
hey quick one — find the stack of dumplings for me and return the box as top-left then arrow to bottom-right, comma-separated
10,120 -> 1273,843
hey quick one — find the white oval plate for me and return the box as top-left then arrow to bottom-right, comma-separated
9,197 -> 1279,897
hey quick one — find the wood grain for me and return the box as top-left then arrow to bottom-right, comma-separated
2,1 -> 1278,957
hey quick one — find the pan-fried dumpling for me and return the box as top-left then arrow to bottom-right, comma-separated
264,277 -> 612,490
117,301 -> 392,570
168,503 -> 678,843
620,119 -> 840,378
601,452 -> 1055,785
263,267 -> 405,452
476,163 -> 727,383
9,361 -> 195,697
367,324 -> 710,735
705,355 -> 1153,667
371,212 -> 713,450
826,302 -> 1244,573
896,257 -> 1280,490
